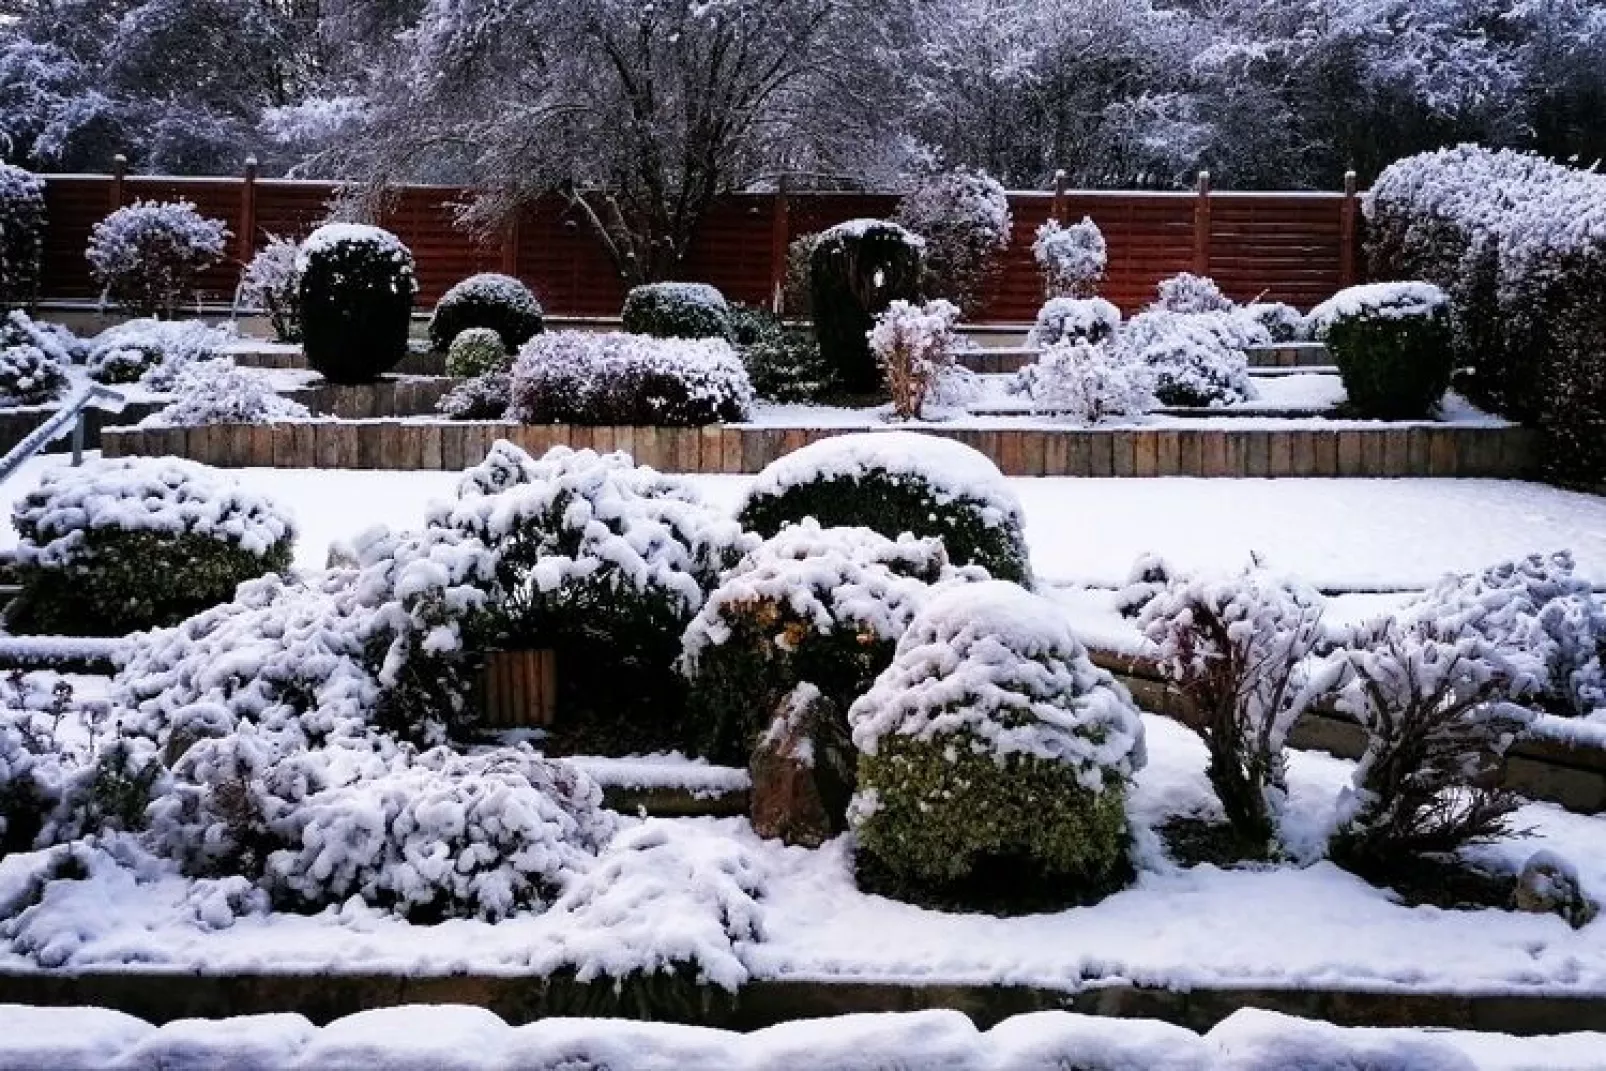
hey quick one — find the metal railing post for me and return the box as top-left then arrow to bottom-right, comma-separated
71,411 -> 87,466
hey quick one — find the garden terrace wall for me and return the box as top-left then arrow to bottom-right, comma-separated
37,171 -> 1363,319
100,422 -> 1537,479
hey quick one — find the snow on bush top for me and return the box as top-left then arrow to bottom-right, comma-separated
141,361 -> 312,427
1116,310 -> 1260,407
1027,296 -> 1122,348
895,170 -> 1012,255
630,282 -> 728,311
1154,272 -> 1233,314
1243,302 -> 1307,344
1033,217 -> 1106,297
439,272 -> 543,313
1016,339 -> 1156,425
1,311 -> 81,367
12,457 -> 295,569
85,200 -> 228,283
740,431 -> 1024,533
820,218 -> 926,251
1307,282 -> 1450,335
849,580 -> 1146,781
238,236 -> 300,306
87,317 -> 231,389
297,223 -> 418,294
0,315 -> 69,405
508,330 -> 754,425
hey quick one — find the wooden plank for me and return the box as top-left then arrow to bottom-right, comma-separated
1336,431 -> 1364,477
699,426 -> 723,475
1177,430 -> 1202,476
1268,431 -> 1293,477
1019,430 -> 1047,477
1087,432 -> 1114,478
1314,431 -> 1339,476
1156,430 -> 1180,475
1043,432 -> 1070,476
721,427 -> 745,473
1133,430 -> 1158,478
1110,431 -> 1135,477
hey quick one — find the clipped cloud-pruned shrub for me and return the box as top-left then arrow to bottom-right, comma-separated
738,432 -> 1031,585
509,330 -> 753,426
446,326 -> 512,379
298,224 -> 417,385
86,200 -> 229,318
9,458 -> 296,636
0,163 -> 46,311
1116,310 -> 1261,408
810,220 -> 926,394
893,168 -> 1012,317
429,272 -> 544,353
621,282 -> 732,341
1014,339 -> 1156,425
849,581 -> 1145,909
1310,282 -> 1454,419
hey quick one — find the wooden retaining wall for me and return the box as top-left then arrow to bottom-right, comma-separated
100,421 -> 1539,479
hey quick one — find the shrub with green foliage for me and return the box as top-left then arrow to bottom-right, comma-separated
298,224 -> 417,384
728,304 -> 835,402
428,273 -> 544,353
85,200 -> 229,318
9,458 -> 296,636
810,220 -> 926,394
848,582 -> 1145,910
621,282 -> 733,340
447,326 -> 512,378
0,163 -> 46,311
738,432 -> 1031,585
1310,282 -> 1454,419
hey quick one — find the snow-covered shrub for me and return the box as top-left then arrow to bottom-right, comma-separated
1411,552 -> 1606,717
0,163 -> 46,310
1309,282 -> 1454,419
141,361 -> 312,427
729,303 -> 835,403
0,311 -> 81,367
446,326 -> 511,379
1140,568 -> 1341,855
297,224 -> 417,384
508,331 -> 753,426
237,235 -> 302,343
739,432 -> 1032,585
1117,309 -> 1259,407
0,340 -> 68,407
781,232 -> 821,318
85,340 -> 159,385
680,521 -> 976,765
9,458 -> 296,636
428,272 -> 544,353
436,371 -> 511,420
893,168 -> 1012,317
621,282 -> 732,341
1330,616 -> 1539,870
1112,553 -> 1178,619
1243,302 -> 1307,344
86,318 -> 229,390
1154,272 -> 1233,314
869,298 -> 960,420
85,200 -> 229,318
1033,217 -> 1106,299
811,220 -> 926,394
1015,340 -> 1155,425
1027,296 -> 1122,349
432,443 -> 755,749
849,582 -> 1145,907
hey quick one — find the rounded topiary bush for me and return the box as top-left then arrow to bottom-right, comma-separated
1309,282 -> 1454,419
86,200 -> 229,318
10,457 -> 296,635
428,272 -> 544,353
1026,297 -> 1122,349
810,220 -> 925,394
447,326 -> 512,379
848,581 -> 1146,910
509,331 -> 753,426
0,163 -> 47,311
298,224 -> 417,385
738,432 -> 1031,585
621,282 -> 732,340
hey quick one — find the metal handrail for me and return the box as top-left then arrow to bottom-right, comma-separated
0,383 -> 128,485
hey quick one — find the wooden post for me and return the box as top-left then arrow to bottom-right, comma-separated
1193,170 -> 1212,276
109,154 -> 127,213
501,208 -> 521,277
769,174 -> 791,313
239,156 -> 259,266
482,649 -> 558,727
1052,169 -> 1067,223
1339,170 -> 1359,288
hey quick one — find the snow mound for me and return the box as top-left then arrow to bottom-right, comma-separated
1308,282 -> 1450,334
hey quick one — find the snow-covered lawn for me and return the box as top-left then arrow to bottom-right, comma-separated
4,454 -> 1600,591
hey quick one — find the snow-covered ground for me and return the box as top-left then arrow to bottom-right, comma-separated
1,1003 -> 1601,1071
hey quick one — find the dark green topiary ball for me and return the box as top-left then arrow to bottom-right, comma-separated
299,224 -> 417,385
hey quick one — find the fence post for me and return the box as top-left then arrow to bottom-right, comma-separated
239,156 -> 259,266
769,175 -> 791,314
1193,171 -> 1212,276
501,210 -> 521,277
1052,169 -> 1067,224
1339,170 -> 1359,288
109,154 -> 127,213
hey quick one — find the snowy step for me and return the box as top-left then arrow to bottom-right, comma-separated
0,635 -> 131,675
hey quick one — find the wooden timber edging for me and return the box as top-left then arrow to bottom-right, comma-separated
99,420 -> 1540,479
1,970 -> 1602,1036
1086,647 -> 1606,814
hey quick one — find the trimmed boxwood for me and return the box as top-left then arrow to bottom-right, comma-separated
446,326 -> 512,378
621,282 -> 732,340
810,220 -> 925,394
298,224 -> 417,385
1310,283 -> 1454,419
429,272 -> 545,353
0,163 -> 46,311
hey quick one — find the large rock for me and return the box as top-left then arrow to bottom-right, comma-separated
749,684 -> 855,848
1514,850 -> 1598,929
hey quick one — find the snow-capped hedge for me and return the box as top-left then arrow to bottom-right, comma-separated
10,458 -> 296,635
811,219 -> 926,394
508,330 -> 753,426
1033,216 -> 1106,298
86,200 -> 229,318
85,318 -> 229,388
141,361 -> 312,427
446,327 -> 510,379
0,162 -> 46,310
1154,272 -> 1233,314
237,235 -> 302,344
894,168 -> 1012,316
428,272 -> 544,353
849,581 -> 1145,906
298,224 -> 417,385
1368,146 -> 1606,482
621,282 -> 732,341
1027,296 -> 1122,349
738,432 -> 1031,585
1015,339 -> 1156,425
1309,282 -> 1454,418
679,521 -> 981,765
436,371 -> 511,420
1116,310 -> 1260,408
1243,302 -> 1308,343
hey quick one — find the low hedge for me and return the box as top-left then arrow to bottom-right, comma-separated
1310,282 -> 1455,419
621,283 -> 732,340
